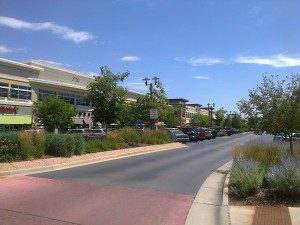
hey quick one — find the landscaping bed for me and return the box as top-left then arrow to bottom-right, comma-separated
228,137 -> 300,207
0,129 -> 171,162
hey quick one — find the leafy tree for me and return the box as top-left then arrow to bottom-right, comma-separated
33,96 -> 76,132
87,66 -> 129,131
214,108 -> 227,126
191,114 -> 210,127
223,114 -> 232,127
159,105 -> 179,127
238,74 -> 300,153
231,113 -> 245,129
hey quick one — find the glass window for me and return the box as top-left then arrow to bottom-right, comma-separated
11,84 -> 31,90
0,82 -> 9,98
58,92 -> 75,104
38,89 -> 56,101
76,95 -> 90,106
10,84 -> 32,100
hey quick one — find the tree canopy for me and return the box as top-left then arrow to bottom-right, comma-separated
238,74 -> 300,152
33,96 -> 76,132
190,113 -> 210,127
214,108 -> 227,126
87,66 -> 129,130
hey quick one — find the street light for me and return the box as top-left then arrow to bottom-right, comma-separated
207,103 -> 215,127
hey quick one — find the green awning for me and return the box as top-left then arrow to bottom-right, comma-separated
0,115 -> 32,124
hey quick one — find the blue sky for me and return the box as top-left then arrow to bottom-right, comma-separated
0,0 -> 299,111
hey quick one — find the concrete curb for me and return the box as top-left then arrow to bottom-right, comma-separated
185,160 -> 232,225
0,143 -> 187,177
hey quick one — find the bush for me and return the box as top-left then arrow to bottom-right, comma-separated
233,139 -> 288,168
217,130 -> 227,137
142,130 -> 171,144
46,134 -> 84,157
231,156 -> 264,197
266,156 -> 300,196
0,132 -> 19,162
19,131 -> 34,160
118,129 -> 142,147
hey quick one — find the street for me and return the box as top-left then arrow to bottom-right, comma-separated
0,133 -> 254,225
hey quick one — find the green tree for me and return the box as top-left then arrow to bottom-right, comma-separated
238,74 -> 300,153
33,96 -> 76,132
231,113 -> 245,129
87,66 -> 129,131
214,108 -> 227,126
223,115 -> 232,127
191,114 -> 210,127
159,106 -> 179,127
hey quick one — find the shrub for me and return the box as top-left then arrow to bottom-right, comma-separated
0,132 -> 19,162
266,156 -> 300,196
231,156 -> 264,197
19,131 -> 34,160
118,129 -> 141,147
142,130 -> 171,144
217,130 -> 227,137
32,131 -> 46,158
233,139 -> 288,168
46,134 -> 84,157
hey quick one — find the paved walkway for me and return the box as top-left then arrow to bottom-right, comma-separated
230,204 -> 299,225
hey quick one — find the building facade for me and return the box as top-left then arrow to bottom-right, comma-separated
0,58 -> 143,131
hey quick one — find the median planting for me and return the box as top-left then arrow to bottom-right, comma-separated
0,129 -> 171,162
230,138 -> 300,206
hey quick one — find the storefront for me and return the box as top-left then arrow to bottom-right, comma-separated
0,104 -> 33,131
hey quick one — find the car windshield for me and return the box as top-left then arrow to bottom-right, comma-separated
172,131 -> 184,135
72,130 -> 84,133
91,130 -> 103,133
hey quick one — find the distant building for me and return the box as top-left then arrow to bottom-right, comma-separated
168,99 -> 206,127
0,58 -> 143,131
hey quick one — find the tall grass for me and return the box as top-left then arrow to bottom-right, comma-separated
19,131 -> 34,160
233,139 -> 289,168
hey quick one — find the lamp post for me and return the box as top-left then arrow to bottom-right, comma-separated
143,77 -> 160,129
207,103 -> 215,127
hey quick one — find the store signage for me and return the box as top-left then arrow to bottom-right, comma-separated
150,109 -> 159,119
0,105 -> 19,114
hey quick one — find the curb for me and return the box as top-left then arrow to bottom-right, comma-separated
185,160 -> 232,225
0,143 -> 187,177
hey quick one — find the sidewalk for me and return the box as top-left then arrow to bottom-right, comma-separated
0,142 -> 186,176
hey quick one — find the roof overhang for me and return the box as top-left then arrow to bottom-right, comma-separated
28,78 -> 87,91
0,58 -> 44,72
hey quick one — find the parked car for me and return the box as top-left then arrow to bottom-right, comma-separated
168,130 -> 190,143
209,128 -> 218,139
223,126 -> 235,136
202,128 -> 212,140
194,128 -> 206,141
179,128 -> 200,142
70,129 -> 106,140
274,133 -> 284,141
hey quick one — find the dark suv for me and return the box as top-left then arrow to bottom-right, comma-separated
180,128 -> 200,142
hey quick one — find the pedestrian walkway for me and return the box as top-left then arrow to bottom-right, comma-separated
230,206 -> 299,225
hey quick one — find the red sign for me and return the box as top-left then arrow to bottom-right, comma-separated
0,106 -> 19,114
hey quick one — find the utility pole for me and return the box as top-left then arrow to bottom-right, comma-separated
207,103 -> 215,127
143,77 -> 160,130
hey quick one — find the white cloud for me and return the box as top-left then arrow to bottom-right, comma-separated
0,16 -> 94,43
193,76 -> 210,79
235,54 -> 300,67
0,45 -> 13,53
35,59 -> 72,67
123,81 -> 148,91
175,56 -> 224,66
120,56 -> 141,62
88,72 -> 99,76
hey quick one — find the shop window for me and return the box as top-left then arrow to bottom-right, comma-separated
76,95 -> 90,106
10,84 -> 32,100
0,82 -> 9,98
38,89 -> 56,101
58,92 -> 75,105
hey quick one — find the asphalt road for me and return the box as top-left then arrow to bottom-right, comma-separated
33,132 -> 255,196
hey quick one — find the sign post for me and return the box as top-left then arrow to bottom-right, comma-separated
149,109 -> 159,130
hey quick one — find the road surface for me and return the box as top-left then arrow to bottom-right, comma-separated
0,133 -> 254,225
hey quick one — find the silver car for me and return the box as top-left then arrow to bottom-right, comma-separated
168,130 -> 190,143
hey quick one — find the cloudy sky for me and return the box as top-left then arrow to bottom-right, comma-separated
0,0 -> 299,111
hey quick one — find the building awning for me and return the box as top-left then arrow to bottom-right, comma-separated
0,115 -> 32,124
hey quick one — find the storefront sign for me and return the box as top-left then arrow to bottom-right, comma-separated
0,105 -> 19,114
